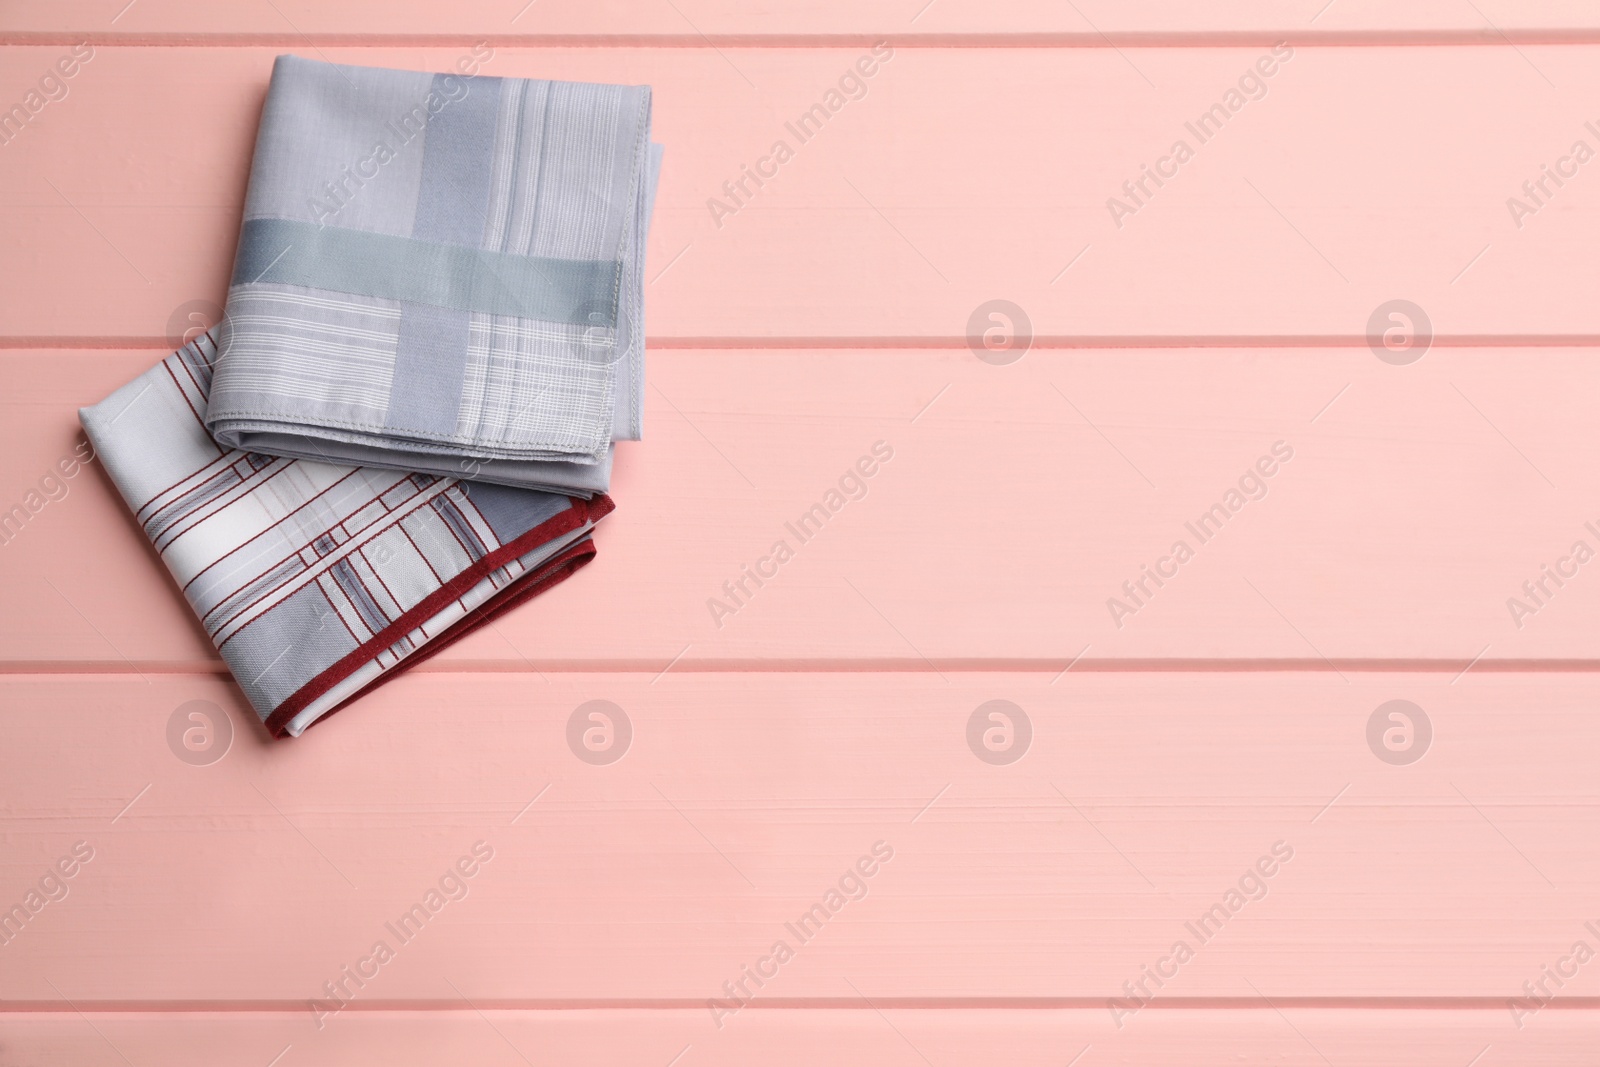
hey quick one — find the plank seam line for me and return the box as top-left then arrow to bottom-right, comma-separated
9,31 -> 1600,48
6,659 -> 1600,676
5,997 -> 1600,1013
12,336 -> 1600,352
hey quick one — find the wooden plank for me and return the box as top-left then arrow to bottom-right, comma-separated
9,1 -> 1600,42
7,347 -> 1600,667
3,0 -> 1589,1053
0,1008 -> 1594,1066
3,46 -> 1600,342
3,671 -> 1598,1001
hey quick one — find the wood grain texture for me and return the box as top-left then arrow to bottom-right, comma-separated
3,46 -> 1600,343
1,1009 -> 1594,1067
2,672 -> 1595,1001
1,7 -> 1593,1059
5,347 -> 1600,667
9,0 -> 1600,41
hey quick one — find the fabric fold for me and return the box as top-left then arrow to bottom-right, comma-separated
81,335 -> 611,738
204,54 -> 660,497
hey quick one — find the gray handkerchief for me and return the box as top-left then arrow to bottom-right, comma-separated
206,55 -> 661,497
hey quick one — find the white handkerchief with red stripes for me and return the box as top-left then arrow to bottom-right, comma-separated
81,336 -> 612,738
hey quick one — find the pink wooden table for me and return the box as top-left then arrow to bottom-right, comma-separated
4,2 -> 1600,1062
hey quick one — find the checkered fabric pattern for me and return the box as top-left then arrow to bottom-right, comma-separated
82,335 -> 612,737
205,55 -> 660,497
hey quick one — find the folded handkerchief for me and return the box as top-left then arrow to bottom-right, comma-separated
82,336 -> 611,737
205,55 -> 661,497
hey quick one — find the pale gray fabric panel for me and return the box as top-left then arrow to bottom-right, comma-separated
387,302 -> 472,437
236,581 -> 362,711
411,72 -> 502,244
231,217 -> 618,324
241,55 -> 435,237
457,479 -> 573,541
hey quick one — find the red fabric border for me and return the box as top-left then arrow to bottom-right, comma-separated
292,537 -> 597,734
264,493 -> 612,738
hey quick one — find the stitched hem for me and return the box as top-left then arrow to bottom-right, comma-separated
264,493 -> 611,737
291,538 -> 598,734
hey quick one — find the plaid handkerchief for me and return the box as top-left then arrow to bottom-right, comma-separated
205,55 -> 660,497
81,336 -> 612,737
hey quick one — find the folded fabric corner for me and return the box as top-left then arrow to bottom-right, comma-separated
204,54 -> 661,497
82,334 -> 611,737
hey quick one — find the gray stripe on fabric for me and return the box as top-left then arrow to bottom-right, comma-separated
386,302 -> 473,436
232,217 -> 620,325
412,72 -> 501,244
387,73 -> 503,438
